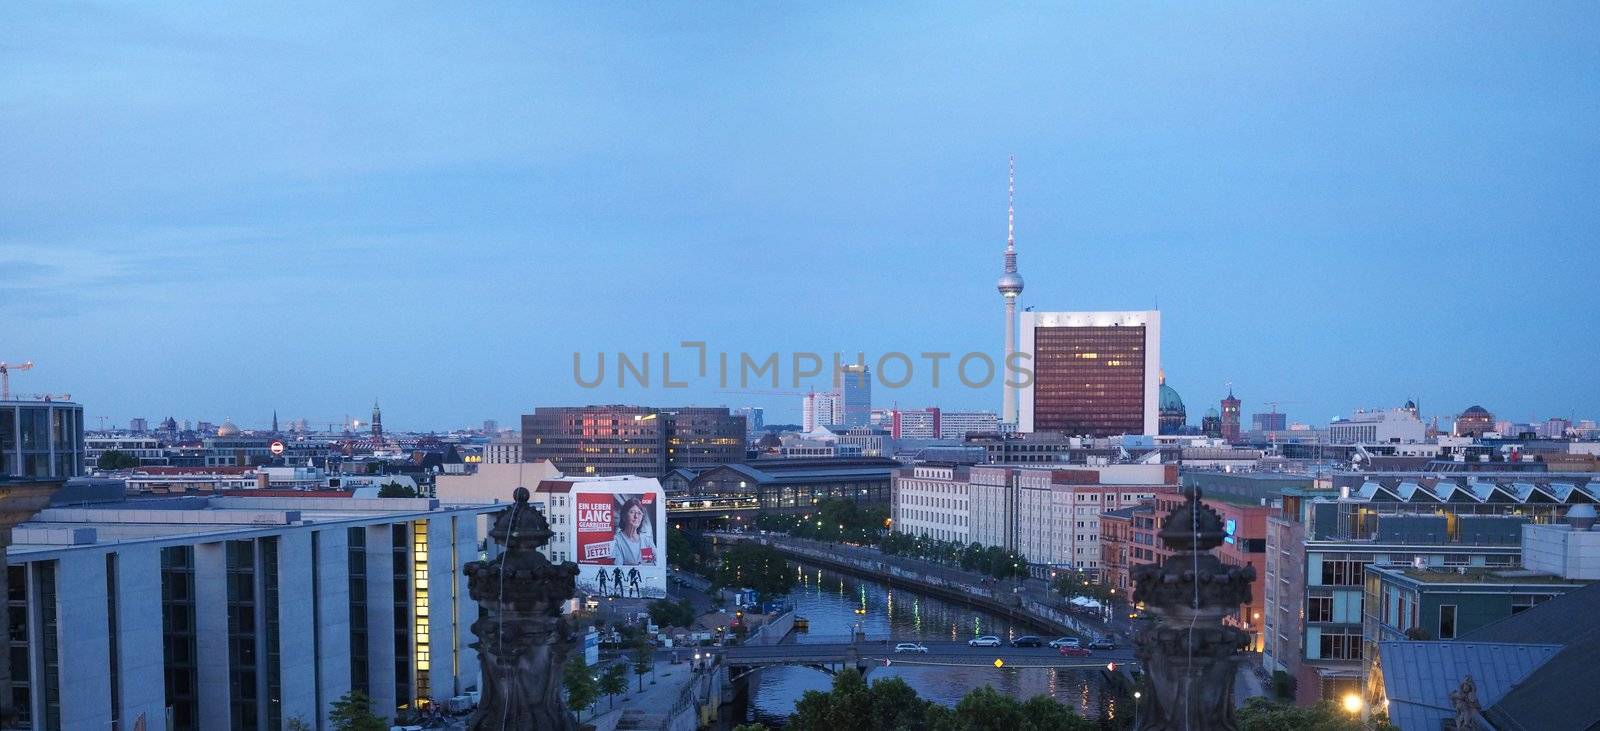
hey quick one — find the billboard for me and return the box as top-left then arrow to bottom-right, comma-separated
575,489 -> 667,599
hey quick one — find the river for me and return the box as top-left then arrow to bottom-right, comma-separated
743,561 -> 1125,727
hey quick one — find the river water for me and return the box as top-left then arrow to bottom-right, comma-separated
744,562 -> 1124,727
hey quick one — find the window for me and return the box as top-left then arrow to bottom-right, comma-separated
1308,596 -> 1332,623
1439,605 -> 1456,639
1319,629 -> 1361,660
1321,559 -> 1368,586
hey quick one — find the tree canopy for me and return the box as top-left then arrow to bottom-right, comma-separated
711,542 -> 795,599
95,450 -> 142,470
789,668 -> 1098,731
328,690 -> 387,731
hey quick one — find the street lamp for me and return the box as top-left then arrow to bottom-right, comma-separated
1341,693 -> 1363,715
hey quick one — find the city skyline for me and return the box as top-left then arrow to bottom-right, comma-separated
5,4 -> 1598,430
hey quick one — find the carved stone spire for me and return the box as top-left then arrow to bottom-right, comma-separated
464,487 -> 581,730
1131,485 -> 1257,730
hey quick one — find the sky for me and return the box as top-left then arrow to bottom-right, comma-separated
2,3 -> 1597,432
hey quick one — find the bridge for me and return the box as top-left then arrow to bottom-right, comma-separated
717,637 -> 1140,679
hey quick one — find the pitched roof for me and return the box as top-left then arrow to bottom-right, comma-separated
1462,582 -> 1600,730
1377,641 -> 1561,731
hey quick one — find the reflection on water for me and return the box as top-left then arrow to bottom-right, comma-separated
747,564 -> 1120,726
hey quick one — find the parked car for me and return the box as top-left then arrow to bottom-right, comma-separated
1058,646 -> 1092,657
1087,638 -> 1118,651
968,635 -> 1002,647
1048,637 -> 1081,649
1011,635 -> 1044,648
893,642 -> 929,654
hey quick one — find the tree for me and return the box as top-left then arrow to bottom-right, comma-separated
377,481 -> 417,498
286,718 -> 313,731
599,662 -> 629,710
733,725 -> 770,731
790,668 -> 934,731
630,634 -> 654,691
668,526 -> 709,574
95,450 -> 142,470
328,690 -> 388,731
924,686 -> 1096,731
1237,697 -> 1372,731
711,542 -> 795,599
562,655 -> 599,721
648,597 -> 696,628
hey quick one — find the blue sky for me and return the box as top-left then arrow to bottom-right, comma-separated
3,3 -> 1596,431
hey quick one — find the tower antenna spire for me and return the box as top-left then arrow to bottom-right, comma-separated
997,155 -> 1024,427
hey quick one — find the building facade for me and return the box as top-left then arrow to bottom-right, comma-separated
1220,390 -> 1241,443
1019,310 -> 1161,437
1328,408 -> 1426,444
5,491 -> 494,730
520,406 -> 744,477
1,399 -> 84,479
1262,474 -> 1600,705
939,411 -> 999,440
891,465 -> 971,544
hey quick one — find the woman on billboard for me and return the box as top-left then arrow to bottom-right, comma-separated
611,496 -> 656,565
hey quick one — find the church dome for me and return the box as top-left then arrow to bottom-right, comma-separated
217,419 -> 239,437
1205,407 -> 1220,418
1462,405 -> 1490,416
1160,383 -> 1186,412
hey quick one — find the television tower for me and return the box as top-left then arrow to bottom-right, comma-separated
996,156 -> 1025,426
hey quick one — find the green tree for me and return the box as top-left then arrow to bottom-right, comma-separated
648,597 -> 697,628
790,668 -> 934,731
95,450 -> 142,470
377,481 -> 416,498
924,686 -> 1095,731
733,725 -> 770,731
668,526 -> 709,574
562,655 -> 599,721
1237,697 -> 1373,731
630,634 -> 654,691
328,690 -> 388,731
599,662 -> 629,710
711,543 -> 795,599
286,718 -> 313,731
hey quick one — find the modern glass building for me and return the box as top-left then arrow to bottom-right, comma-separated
4,491 -> 496,730
0,399 -> 83,479
1019,311 -> 1160,437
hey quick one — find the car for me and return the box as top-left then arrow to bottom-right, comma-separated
1048,637 -> 1081,649
1011,635 -> 1044,648
1058,646 -> 1091,657
893,642 -> 929,654
1087,638 -> 1118,651
968,635 -> 1001,647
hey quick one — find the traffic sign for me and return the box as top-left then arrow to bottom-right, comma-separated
270,440 -> 285,456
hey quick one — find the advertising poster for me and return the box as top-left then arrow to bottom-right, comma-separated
575,490 -> 666,599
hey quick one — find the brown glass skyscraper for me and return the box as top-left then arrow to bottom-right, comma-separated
1019,311 -> 1161,436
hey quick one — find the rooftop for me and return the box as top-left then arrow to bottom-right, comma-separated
1373,565 -> 1589,586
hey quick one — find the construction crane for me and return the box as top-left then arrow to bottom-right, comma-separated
713,389 -> 814,397
32,393 -> 70,402
0,361 -> 34,401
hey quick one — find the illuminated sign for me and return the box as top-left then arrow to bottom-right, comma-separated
1224,518 -> 1236,544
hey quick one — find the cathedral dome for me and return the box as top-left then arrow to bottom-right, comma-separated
1160,383 -> 1186,412
217,419 -> 240,437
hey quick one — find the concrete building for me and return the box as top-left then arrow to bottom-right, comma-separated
483,436 -> 522,464
890,408 -> 939,439
891,464 -> 972,544
521,405 -> 744,477
4,488 -> 495,730
1262,473 -> 1600,705
938,411 -> 999,440
1,398 -> 84,479
1019,310 -> 1161,437
84,436 -> 167,470
894,462 -> 1176,572
801,392 -> 838,433
1252,412 -> 1287,433
1328,407 -> 1427,444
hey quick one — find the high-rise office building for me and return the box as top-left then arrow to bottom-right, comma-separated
802,391 -> 838,432
1018,310 -> 1161,436
1221,389 -> 1241,442
938,411 -> 999,439
834,364 -> 871,428
890,408 -> 940,439
129,417 -> 148,433
735,407 -> 764,434
1252,411 -> 1287,432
